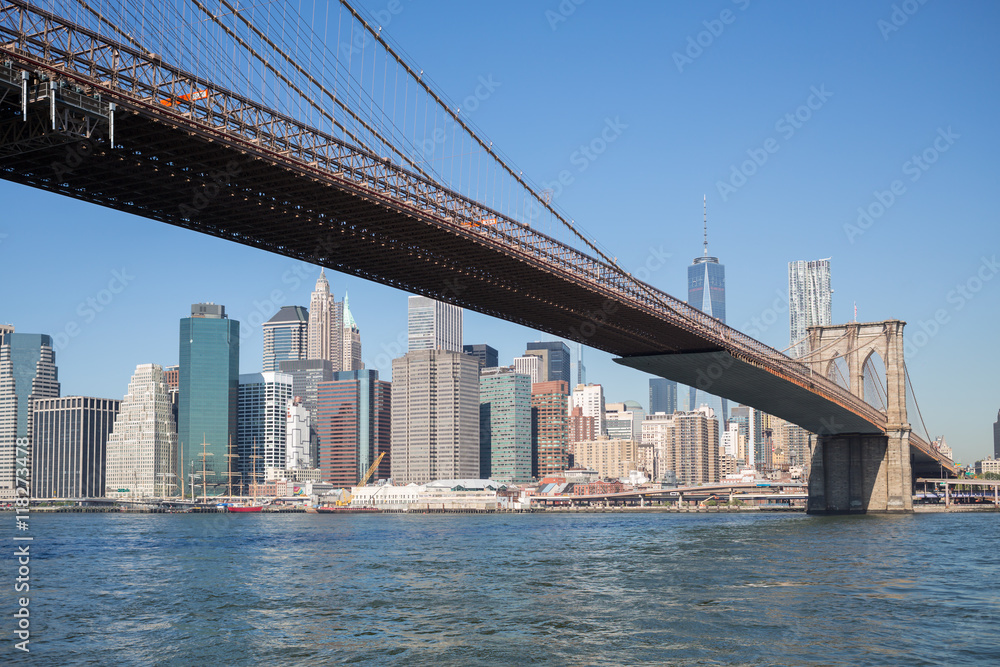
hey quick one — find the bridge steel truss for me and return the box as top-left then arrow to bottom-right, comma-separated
0,1 -> 948,466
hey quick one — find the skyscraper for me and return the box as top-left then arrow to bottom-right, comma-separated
408,296 -> 462,352
642,407 -> 719,486
479,367 -> 532,484
649,378 -> 677,415
687,197 -> 727,423
728,405 -> 754,468
524,341 -> 572,384
286,397 -> 311,470
688,197 -> 726,322
307,269 -> 344,370
178,303 -> 239,497
788,258 -> 832,358
532,380 -> 569,478
341,293 -> 363,372
238,372 -> 293,484
576,342 -> 586,386
513,355 -> 541,384
262,305 -> 308,372
605,401 -> 645,442
570,437 -> 641,481
391,349 -> 479,484
569,406 -> 596,446
0,330 -> 59,501
106,364 -> 178,499
463,344 -> 499,369
994,410 -> 1000,460
571,383 -> 605,440
315,369 -> 391,486
278,358 -> 334,467
32,396 -> 119,499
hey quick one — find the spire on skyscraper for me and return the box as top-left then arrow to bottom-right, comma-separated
308,269 -> 343,368
315,268 -> 330,293
343,291 -> 357,328
703,194 -> 709,257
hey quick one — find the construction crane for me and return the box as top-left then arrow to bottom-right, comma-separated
337,452 -> 386,507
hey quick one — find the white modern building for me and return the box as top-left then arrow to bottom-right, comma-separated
721,422 -> 740,458
407,295 -> 462,352
571,383 -> 605,440
106,364 -> 177,499
513,355 -> 541,384
238,372 -> 294,484
788,258 -> 832,359
286,396 -> 311,469
349,479 -> 510,511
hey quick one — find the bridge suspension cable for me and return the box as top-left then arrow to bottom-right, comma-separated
904,362 -> 933,443
1,0 -> 891,432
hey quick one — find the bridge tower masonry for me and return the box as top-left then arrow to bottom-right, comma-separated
804,320 -> 912,513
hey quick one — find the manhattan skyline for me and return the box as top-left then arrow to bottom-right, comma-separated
1,1 -> 998,464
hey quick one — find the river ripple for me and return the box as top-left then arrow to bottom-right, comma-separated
4,512 -> 999,665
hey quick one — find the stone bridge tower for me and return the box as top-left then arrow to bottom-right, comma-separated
803,320 -> 912,513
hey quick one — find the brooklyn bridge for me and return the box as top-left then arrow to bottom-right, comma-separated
0,0 -> 957,512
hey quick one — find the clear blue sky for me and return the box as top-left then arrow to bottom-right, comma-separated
2,1 -> 998,464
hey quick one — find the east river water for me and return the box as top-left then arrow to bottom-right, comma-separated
3,511 -> 999,665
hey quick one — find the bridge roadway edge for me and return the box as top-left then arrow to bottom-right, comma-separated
616,352 -> 919,514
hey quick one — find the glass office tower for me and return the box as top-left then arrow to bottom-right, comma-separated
178,303 -> 239,497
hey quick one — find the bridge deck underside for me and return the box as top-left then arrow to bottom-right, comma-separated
0,102 -> 713,358
616,351 -> 882,435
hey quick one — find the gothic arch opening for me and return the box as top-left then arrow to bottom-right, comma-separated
861,349 -> 888,411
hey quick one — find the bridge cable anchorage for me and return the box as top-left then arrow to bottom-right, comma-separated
185,0 -> 436,182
